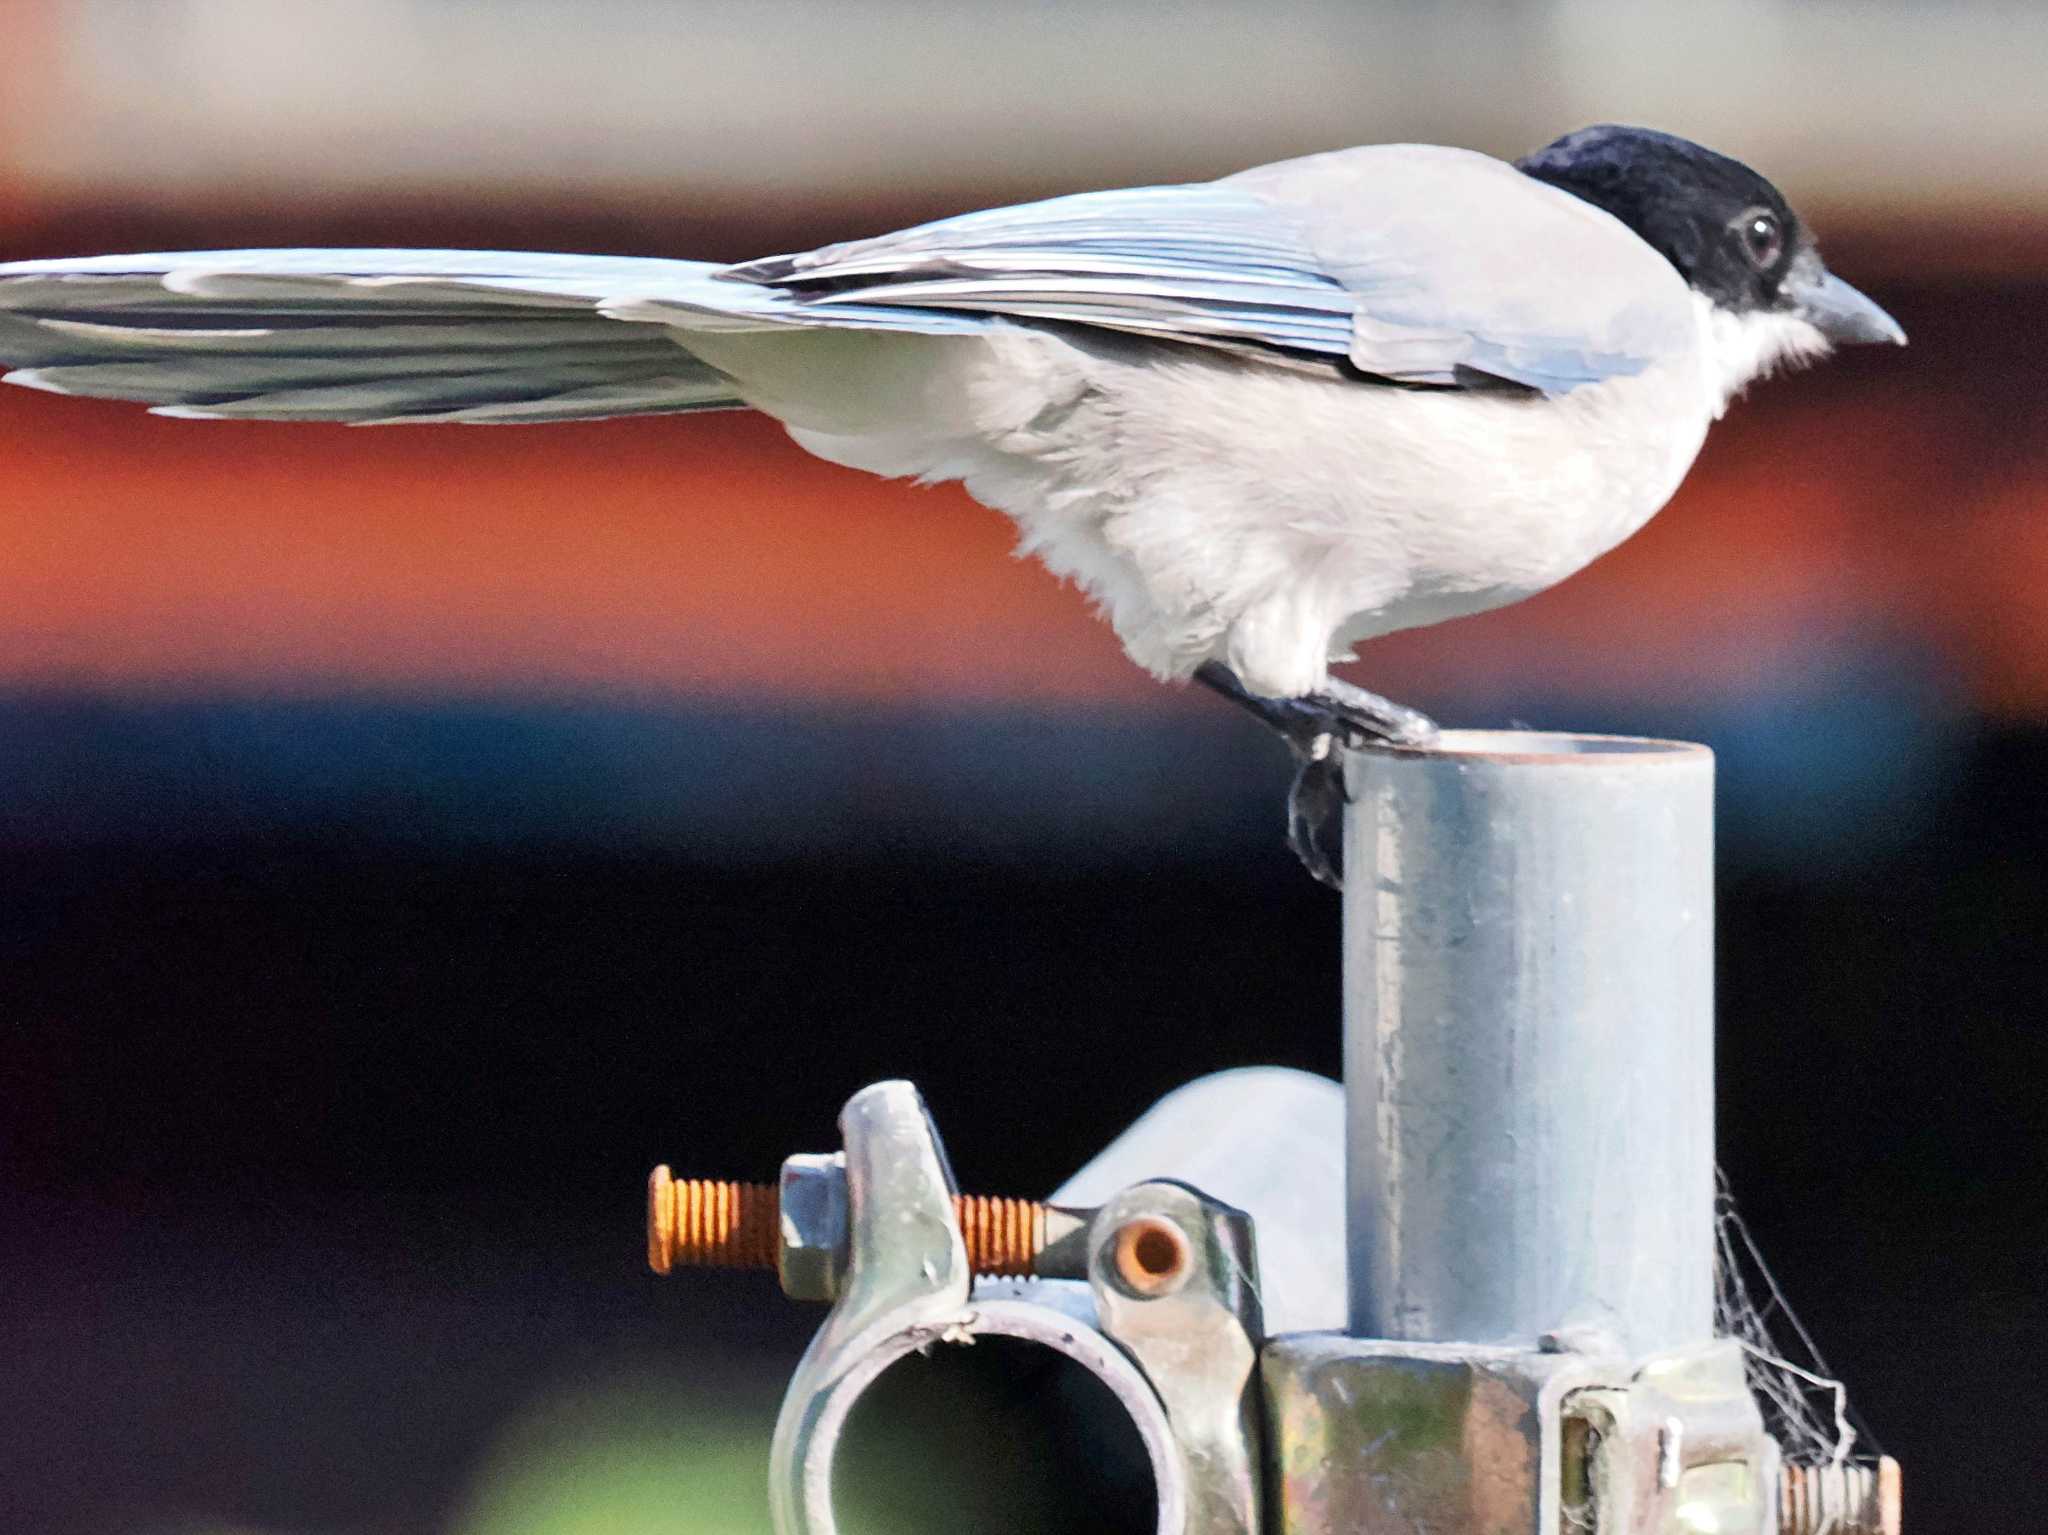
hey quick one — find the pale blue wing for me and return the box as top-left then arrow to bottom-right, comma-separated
1228,144 -> 1696,391
721,184 -> 1363,359
726,144 -> 1696,393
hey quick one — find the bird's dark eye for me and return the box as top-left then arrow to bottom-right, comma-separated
1737,210 -> 1784,271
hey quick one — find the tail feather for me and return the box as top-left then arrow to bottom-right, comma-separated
355,382 -> 740,426
0,250 -> 756,423
28,313 -> 645,356
137,366 -> 733,424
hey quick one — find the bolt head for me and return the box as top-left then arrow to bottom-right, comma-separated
647,1165 -> 677,1275
778,1153 -> 850,1301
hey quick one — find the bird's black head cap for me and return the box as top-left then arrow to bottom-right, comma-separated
1517,125 -> 1810,314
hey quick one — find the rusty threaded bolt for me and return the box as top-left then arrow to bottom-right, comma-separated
950,1187 -> 1052,1276
1779,1456 -> 1901,1535
646,1171 -> 780,1274
647,1165 -> 1051,1279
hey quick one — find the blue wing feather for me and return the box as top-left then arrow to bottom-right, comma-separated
729,148 -> 1696,393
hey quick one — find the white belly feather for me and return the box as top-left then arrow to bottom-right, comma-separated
685,305 -> 1736,700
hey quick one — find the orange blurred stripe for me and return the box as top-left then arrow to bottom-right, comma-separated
0,369 -> 2039,714
0,395 -> 1143,703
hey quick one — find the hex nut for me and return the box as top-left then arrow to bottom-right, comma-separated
777,1153 -> 850,1301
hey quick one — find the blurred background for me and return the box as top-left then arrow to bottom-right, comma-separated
4,1 -> 2044,1531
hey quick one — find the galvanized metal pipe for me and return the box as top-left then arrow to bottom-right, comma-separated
1342,731 -> 1716,1357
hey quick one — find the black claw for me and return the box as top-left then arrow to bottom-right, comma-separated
1286,747 -> 1348,889
1193,662 -> 1438,887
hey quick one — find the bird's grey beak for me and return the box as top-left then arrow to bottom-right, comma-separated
1787,268 -> 1906,346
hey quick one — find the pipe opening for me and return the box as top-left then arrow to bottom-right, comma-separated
1372,729 -> 1709,763
1113,1216 -> 1191,1296
832,1335 -> 1160,1535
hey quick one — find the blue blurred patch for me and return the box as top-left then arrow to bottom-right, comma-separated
0,636 -> 1967,877
1456,637 -> 1969,874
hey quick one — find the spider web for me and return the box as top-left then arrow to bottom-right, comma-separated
1713,1169 -> 1886,1469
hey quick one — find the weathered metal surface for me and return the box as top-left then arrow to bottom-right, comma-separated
768,1081 -> 977,1535
1343,732 -> 1717,1357
764,1081 -> 1282,1535
1262,1334 -> 1780,1535
1088,1180 -> 1266,1535
1261,1333 -> 1593,1535
1566,1341 -> 1778,1535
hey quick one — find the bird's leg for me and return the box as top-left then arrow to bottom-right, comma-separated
1193,661 -> 1438,887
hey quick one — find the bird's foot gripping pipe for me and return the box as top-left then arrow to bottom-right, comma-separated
1192,662 -> 1439,887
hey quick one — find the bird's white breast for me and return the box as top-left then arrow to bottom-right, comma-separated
689,303 -> 1744,699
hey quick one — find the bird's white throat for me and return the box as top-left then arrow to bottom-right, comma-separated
1694,293 -> 1832,416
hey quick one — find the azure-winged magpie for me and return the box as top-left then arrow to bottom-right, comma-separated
0,124 -> 1905,883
